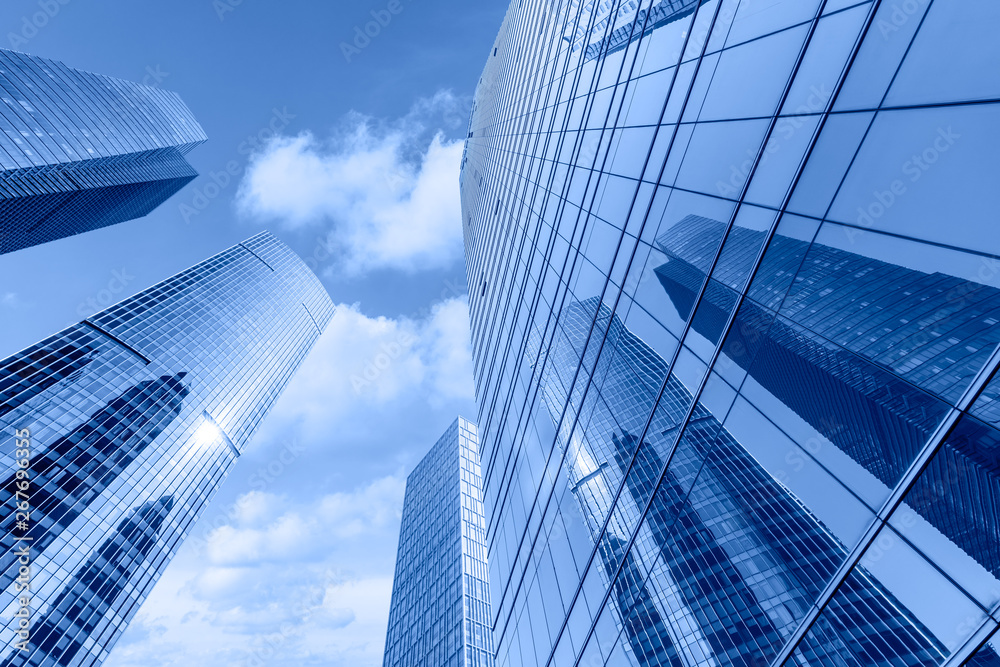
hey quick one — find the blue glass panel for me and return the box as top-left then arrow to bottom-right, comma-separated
885,0 -> 1000,106
828,104 -> 1000,256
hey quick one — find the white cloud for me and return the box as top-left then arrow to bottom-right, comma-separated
0,293 -> 18,308
261,296 -> 475,449
106,477 -> 405,667
421,297 -> 476,404
203,477 -> 405,567
236,93 -> 468,276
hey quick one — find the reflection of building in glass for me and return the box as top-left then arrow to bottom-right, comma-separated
580,0 -> 704,61
0,374 -> 188,588
968,634 -> 1000,666
382,418 -> 494,667
0,232 -> 333,666
538,298 -> 946,666
0,335 -> 94,419
655,214 -> 1000,578
1,496 -> 175,667
462,0 -> 1000,664
0,48 -> 205,255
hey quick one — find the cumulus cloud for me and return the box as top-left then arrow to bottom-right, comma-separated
106,477 -> 405,667
260,295 -> 475,449
236,92 -> 469,276
203,477 -> 404,567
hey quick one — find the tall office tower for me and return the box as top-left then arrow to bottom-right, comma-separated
382,418 -> 494,667
461,1 -> 1000,666
0,232 -> 334,666
0,48 -> 205,255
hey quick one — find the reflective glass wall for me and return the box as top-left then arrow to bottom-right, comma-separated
383,417 -> 495,667
0,232 -> 333,666
0,48 -> 206,255
461,1 -> 1000,665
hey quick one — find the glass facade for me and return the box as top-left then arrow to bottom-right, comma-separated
383,417 -> 495,667
461,1 -> 1000,666
0,48 -> 206,255
0,232 -> 333,666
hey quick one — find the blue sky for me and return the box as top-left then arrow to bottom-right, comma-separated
0,0 -> 507,664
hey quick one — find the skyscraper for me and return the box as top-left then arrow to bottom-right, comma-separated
0,232 -> 333,666
462,1 -> 1000,666
0,48 -> 205,255
382,418 -> 494,667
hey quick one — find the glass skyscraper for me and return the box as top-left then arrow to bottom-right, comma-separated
461,1 -> 1000,666
0,232 -> 333,666
382,417 -> 495,667
0,48 -> 205,255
